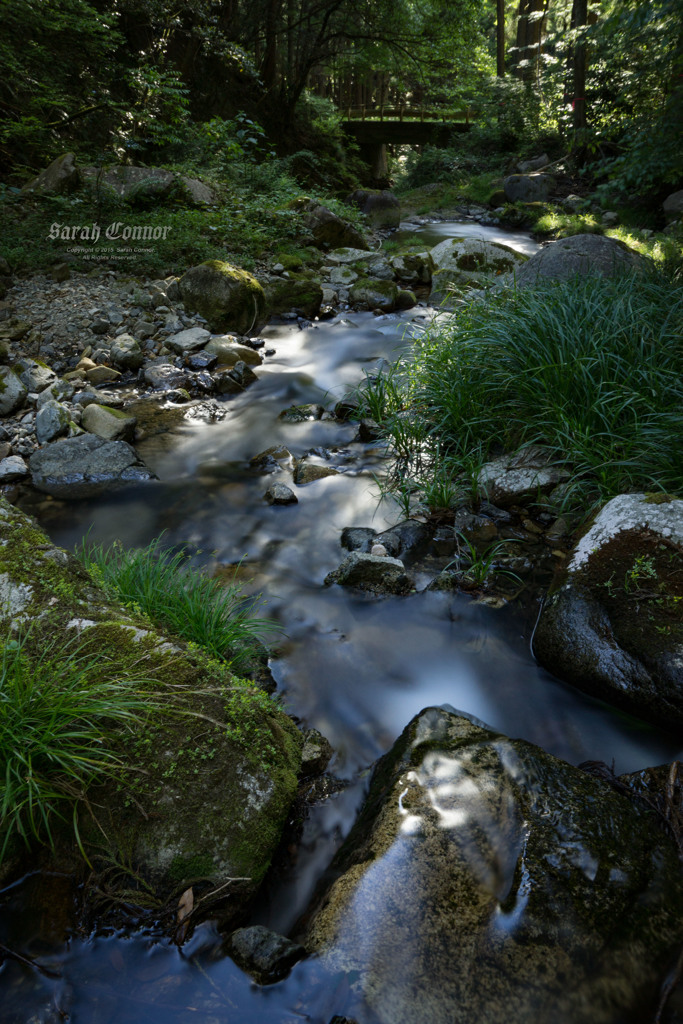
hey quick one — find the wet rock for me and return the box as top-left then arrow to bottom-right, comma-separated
225,925 -> 305,984
143,363 -> 192,391
184,350 -> 218,372
511,234 -> 645,288
179,261 -> 267,335
204,337 -> 263,367
250,445 -> 293,471
227,360 -> 258,389
390,251 -> 434,286
0,367 -> 28,415
503,172 -> 556,202
300,728 -> 334,775
477,446 -> 569,506
264,274 -> 323,318
453,509 -> 499,545
301,706 -> 683,1024
280,404 -> 325,423
0,455 -> 28,482
165,327 -> 211,355
29,434 -> 155,499
341,527 -> 377,553
35,400 -> 71,444
356,418 -> 382,442
396,288 -> 416,310
325,551 -> 411,594
376,520 -> 430,559
265,483 -> 298,505
294,461 -> 339,484
534,492 -> 683,728
22,152 -> 80,194
349,278 -> 399,312
82,403 -> 136,442
109,333 -> 144,371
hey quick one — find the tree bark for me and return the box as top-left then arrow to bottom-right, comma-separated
497,0 -> 505,77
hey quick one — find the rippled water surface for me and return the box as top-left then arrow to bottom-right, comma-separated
3,222 -> 682,1023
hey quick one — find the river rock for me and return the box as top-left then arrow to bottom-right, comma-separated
81,164 -> 175,202
300,705 -> 683,1024
430,238 -> 526,296
82,403 -> 137,442
390,251 -> 434,286
264,274 -> 323,318
143,363 -> 192,391
29,433 -> 155,498
250,445 -> 293,471
0,456 -> 28,482
376,520 -> 430,559
35,400 -> 71,444
86,365 -> 122,385
300,728 -> 334,775
516,153 -> 549,173
503,172 -> 556,203
36,379 -> 75,407
179,261 -> 267,335
349,278 -> 399,312
0,367 -> 28,415
204,337 -> 263,367
22,152 -> 80,194
18,358 -> 58,393
109,333 -> 145,371
324,551 -> 411,594
347,189 -> 401,229
265,483 -> 298,505
477,446 -> 569,506
297,200 -> 366,250
340,527 -> 377,553
534,492 -> 683,728
327,248 -> 374,265
511,234 -> 646,288
181,175 -> 217,206
165,327 -> 211,355
0,498 -> 303,924
294,462 -> 339,484
225,926 -> 306,984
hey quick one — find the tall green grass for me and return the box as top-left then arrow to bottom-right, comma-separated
0,634 -> 149,857
80,537 -> 276,670
359,268 -> 683,514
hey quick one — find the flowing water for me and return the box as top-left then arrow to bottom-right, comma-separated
3,221 -> 682,1023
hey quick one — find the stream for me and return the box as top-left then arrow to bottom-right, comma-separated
3,220 -> 683,1023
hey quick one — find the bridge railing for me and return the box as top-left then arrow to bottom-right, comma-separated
343,104 -> 474,124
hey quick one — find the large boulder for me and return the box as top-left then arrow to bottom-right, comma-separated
503,172 -> 556,203
296,200 -> 366,250
390,251 -> 434,286
0,367 -> 28,415
663,189 -> 683,223
347,189 -> 401,229
264,273 -> 323,318
301,706 -> 683,1024
0,499 -> 302,924
534,492 -> 683,728
22,153 -> 80,194
511,234 -> 646,288
81,165 -> 176,203
109,333 -> 145,371
429,237 -> 527,300
179,261 -> 267,335
29,433 -> 155,498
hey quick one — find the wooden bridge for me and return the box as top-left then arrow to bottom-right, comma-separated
340,106 -> 473,177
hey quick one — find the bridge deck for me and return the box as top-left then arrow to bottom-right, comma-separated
342,120 -> 470,146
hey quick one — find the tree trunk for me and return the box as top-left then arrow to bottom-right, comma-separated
513,0 -> 544,82
497,0 -> 505,77
571,0 -> 588,131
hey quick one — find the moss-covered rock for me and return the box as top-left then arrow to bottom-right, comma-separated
429,237 -> 527,294
349,278 -> 400,312
534,492 -> 683,728
179,260 -> 267,335
0,500 -> 302,923
264,272 -> 323,318
300,706 -> 683,1024
290,199 -> 366,251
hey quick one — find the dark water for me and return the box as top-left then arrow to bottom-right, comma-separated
3,224 -> 682,1023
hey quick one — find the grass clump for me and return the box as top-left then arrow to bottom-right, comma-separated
0,633 -> 149,858
359,268 -> 683,516
79,536 -> 276,671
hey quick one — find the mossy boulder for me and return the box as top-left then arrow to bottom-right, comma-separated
429,237 -> 527,298
264,272 -> 323,318
291,199 -> 366,251
512,234 -> 646,288
22,152 -> 80,194
0,499 -> 303,924
534,492 -> 683,728
347,189 -> 401,229
349,278 -> 400,312
179,261 -> 267,335
300,706 -> 683,1024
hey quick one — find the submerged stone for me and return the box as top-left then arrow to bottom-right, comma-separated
29,433 -> 155,498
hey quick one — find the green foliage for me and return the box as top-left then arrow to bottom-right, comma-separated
362,268 -> 683,515
0,632 -> 149,858
79,536 -> 278,670
448,535 -> 522,587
